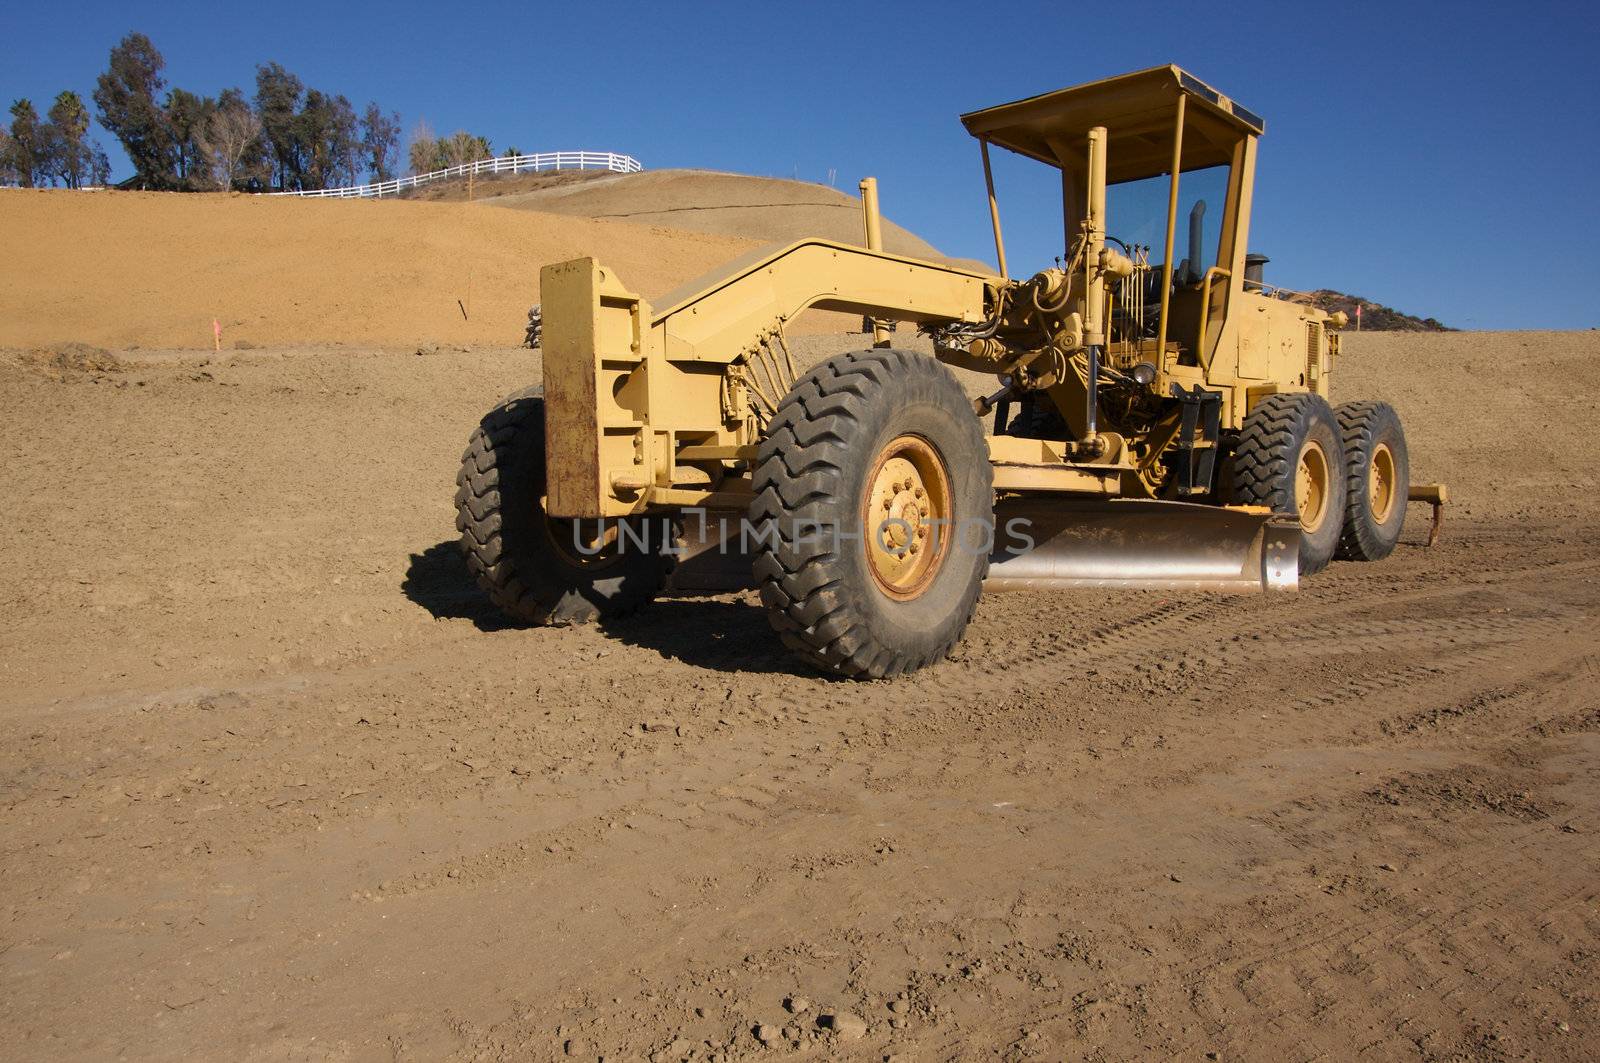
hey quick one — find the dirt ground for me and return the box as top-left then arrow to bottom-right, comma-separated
1,328 -> 1596,1061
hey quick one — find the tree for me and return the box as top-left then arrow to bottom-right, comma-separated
203,87 -> 268,190
254,61 -> 304,190
360,102 -> 400,182
89,144 -> 111,186
93,33 -> 176,189
405,122 -> 492,175
438,130 -> 492,169
326,94 -> 360,186
165,87 -> 216,188
46,91 -> 94,188
8,99 -> 42,187
297,89 -> 359,190
0,127 -> 16,186
407,119 -> 438,176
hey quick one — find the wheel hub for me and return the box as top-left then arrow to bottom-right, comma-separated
863,435 -> 952,600
1295,439 -> 1331,534
1369,442 -> 1397,524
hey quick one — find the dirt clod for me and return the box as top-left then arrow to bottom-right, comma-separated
820,1011 -> 867,1039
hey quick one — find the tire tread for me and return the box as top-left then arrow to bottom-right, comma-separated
750,350 -> 990,678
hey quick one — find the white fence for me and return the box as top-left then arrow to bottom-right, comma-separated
270,150 -> 643,199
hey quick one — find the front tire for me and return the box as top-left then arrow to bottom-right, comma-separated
1230,392 -> 1347,575
750,350 -> 993,678
455,387 -> 672,624
1335,401 -> 1409,561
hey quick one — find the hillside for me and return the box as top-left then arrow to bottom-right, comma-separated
475,168 -> 973,264
395,167 -> 612,202
1,180 -> 1452,351
1299,288 -> 1453,331
0,188 -> 757,350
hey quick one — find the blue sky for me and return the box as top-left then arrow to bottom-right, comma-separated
4,0 -> 1596,329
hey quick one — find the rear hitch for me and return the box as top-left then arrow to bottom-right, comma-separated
1408,483 -> 1449,546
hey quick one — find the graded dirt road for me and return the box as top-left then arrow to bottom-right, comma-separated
1,331 -> 1597,1062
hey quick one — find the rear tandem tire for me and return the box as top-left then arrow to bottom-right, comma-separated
455,386 -> 673,625
750,350 -> 993,679
1229,392 -> 1347,576
1335,400 -> 1409,561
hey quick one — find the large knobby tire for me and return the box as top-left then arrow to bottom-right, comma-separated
455,386 -> 672,625
750,350 -> 993,679
1230,392 -> 1347,575
1335,401 -> 1409,561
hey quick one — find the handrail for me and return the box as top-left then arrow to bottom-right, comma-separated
1242,278 -> 1313,301
268,150 -> 642,199
1195,265 -> 1232,368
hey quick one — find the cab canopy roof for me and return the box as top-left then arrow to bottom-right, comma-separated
960,66 -> 1264,184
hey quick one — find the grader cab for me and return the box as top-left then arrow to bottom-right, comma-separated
455,66 -> 1423,678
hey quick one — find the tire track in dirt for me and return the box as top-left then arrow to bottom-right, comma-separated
973,598 -> 1576,711
893,734 -> 1600,1060
1169,803 -> 1598,1059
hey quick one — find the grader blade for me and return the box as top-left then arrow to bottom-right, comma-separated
668,512 -> 759,593
664,499 -> 1298,595
985,498 -> 1299,593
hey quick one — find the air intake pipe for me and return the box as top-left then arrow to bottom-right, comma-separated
1244,253 -> 1269,288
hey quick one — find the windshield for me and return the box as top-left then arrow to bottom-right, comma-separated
1106,164 -> 1229,280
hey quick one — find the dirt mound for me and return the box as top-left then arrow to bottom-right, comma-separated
0,187 -> 758,350
1332,330 -> 1594,521
481,168 -> 978,264
5,341 -> 123,379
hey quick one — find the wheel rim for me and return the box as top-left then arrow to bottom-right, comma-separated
1368,442 -> 1398,525
862,435 -> 952,600
1295,439 -> 1331,534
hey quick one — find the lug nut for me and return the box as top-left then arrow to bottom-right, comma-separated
914,486 -> 925,499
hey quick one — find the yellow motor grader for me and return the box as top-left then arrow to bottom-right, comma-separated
455,66 -> 1425,677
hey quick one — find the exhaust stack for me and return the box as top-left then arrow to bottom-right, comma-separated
1184,199 -> 1207,284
